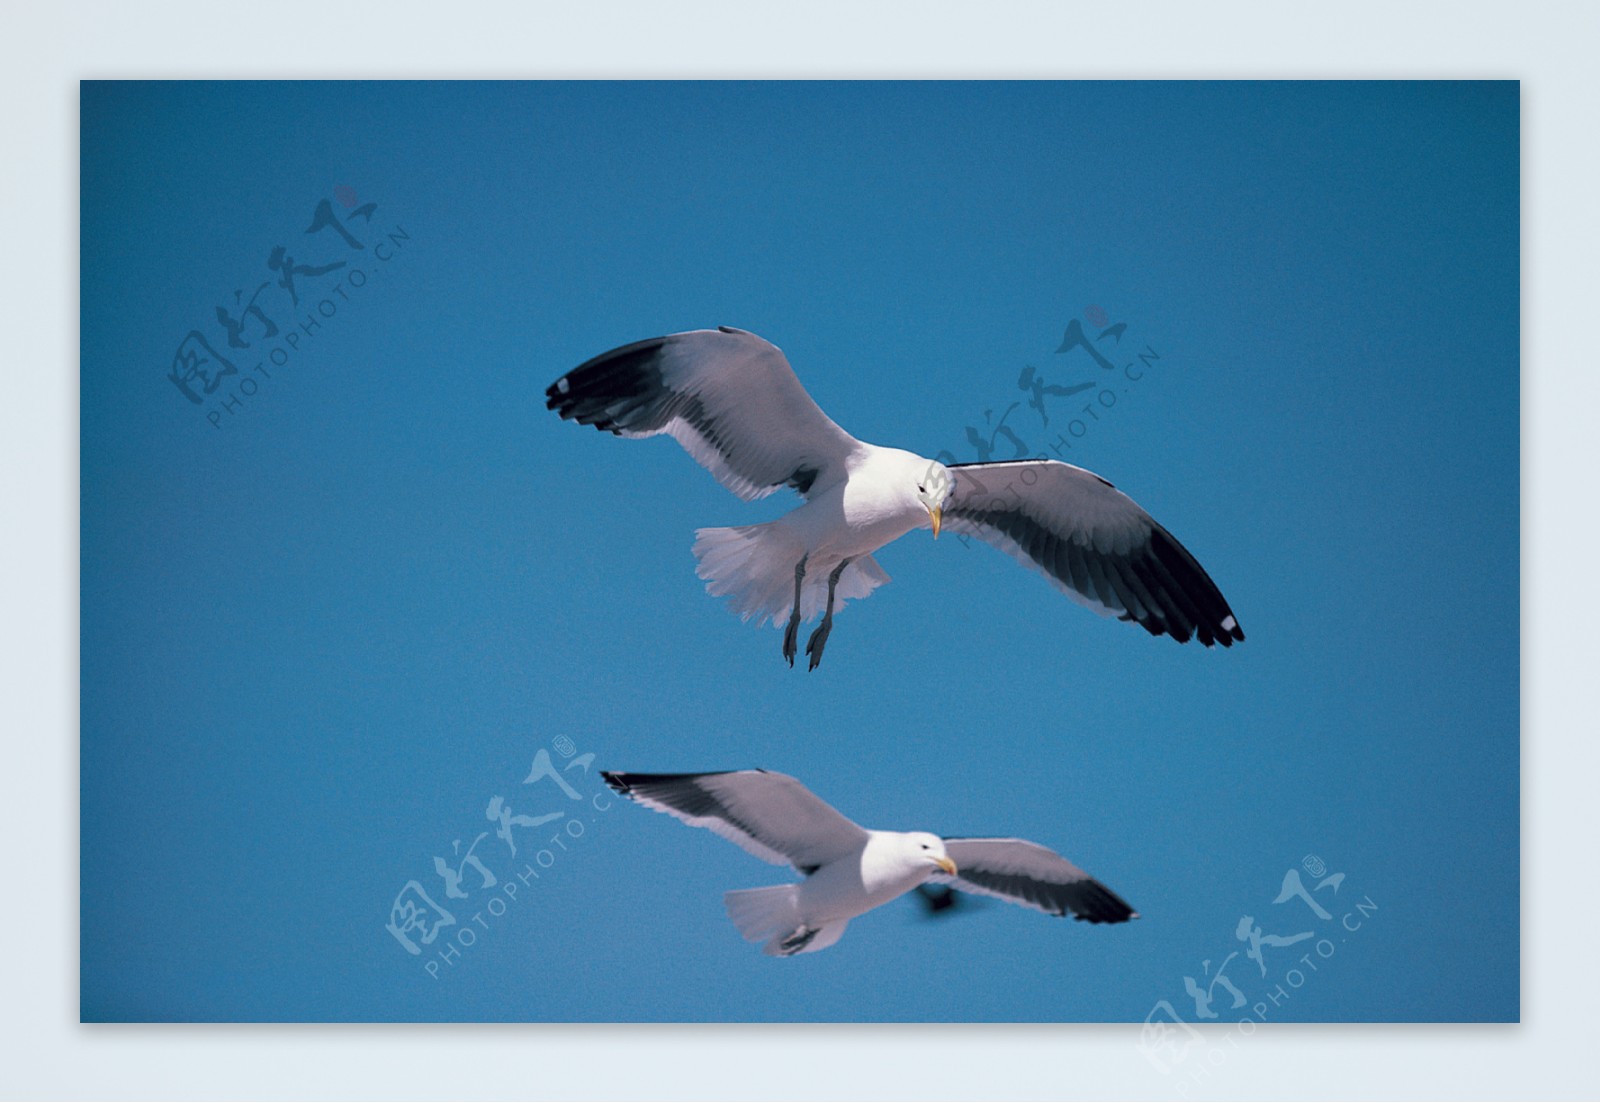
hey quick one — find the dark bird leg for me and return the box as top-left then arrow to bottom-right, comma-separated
782,555 -> 808,667
805,558 -> 852,671
777,925 -> 820,955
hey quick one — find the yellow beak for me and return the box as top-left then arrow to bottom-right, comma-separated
928,506 -> 942,539
935,856 -> 957,876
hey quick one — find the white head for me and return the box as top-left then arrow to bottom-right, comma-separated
896,830 -> 958,879
912,458 -> 955,539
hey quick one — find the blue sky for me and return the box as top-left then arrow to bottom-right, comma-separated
80,80 -> 1518,1022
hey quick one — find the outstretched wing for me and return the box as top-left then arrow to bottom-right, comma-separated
547,327 -> 863,502
938,837 -> 1137,923
944,460 -> 1244,647
601,769 -> 870,873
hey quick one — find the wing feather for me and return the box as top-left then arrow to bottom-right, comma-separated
939,837 -> 1137,923
548,328 -> 862,502
601,769 -> 869,873
944,460 -> 1244,646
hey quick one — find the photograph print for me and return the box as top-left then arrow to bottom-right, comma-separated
80,79 -> 1518,1024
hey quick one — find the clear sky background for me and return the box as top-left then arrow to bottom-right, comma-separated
80,80 -> 1518,1023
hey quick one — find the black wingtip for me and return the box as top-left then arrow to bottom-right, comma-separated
544,376 -> 568,411
1144,525 -> 1245,649
544,335 -> 675,431
600,769 -> 748,794
1068,879 -> 1139,924
1200,615 -> 1246,648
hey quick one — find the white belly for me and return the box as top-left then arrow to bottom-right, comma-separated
795,838 -> 928,925
781,476 -> 924,565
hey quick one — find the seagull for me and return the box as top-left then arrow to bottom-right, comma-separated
601,769 -> 1137,957
548,326 -> 1243,669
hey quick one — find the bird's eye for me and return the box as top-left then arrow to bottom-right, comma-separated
920,843 -> 929,850
917,484 -> 925,493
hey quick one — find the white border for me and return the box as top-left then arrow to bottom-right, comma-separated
9,1 -> 1588,1098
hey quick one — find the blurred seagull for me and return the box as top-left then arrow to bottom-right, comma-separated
912,882 -> 984,919
548,327 -> 1244,669
601,769 -> 1137,957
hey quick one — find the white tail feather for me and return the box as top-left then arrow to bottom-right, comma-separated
723,885 -> 850,956
692,524 -> 892,628
724,885 -> 801,943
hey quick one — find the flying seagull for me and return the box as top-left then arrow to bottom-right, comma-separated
601,768 -> 1137,957
548,327 -> 1243,669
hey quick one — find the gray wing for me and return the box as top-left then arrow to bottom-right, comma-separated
547,327 -> 863,502
944,460 -> 1244,647
939,837 -> 1137,923
601,769 -> 870,873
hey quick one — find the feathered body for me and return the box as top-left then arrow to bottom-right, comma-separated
548,326 -> 1243,666
604,769 -> 1136,957
692,446 -> 937,627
